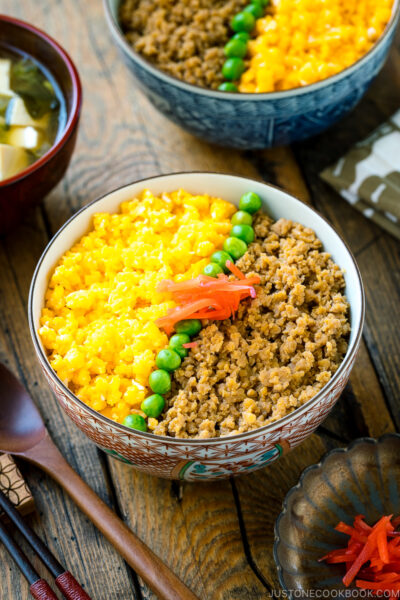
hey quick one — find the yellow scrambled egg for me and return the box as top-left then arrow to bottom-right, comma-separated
239,0 -> 393,93
40,189 -> 235,424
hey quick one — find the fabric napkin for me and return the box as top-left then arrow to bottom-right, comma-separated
321,110 -> 400,240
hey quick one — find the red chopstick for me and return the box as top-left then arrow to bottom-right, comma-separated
0,488 -> 91,599
0,517 -> 58,599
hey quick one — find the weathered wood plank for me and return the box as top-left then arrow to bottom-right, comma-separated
355,235 -> 400,428
235,435 -> 328,588
258,147 -> 310,203
109,462 -> 269,600
342,342 -> 395,438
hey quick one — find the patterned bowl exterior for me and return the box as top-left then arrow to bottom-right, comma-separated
274,434 -> 400,594
104,0 -> 400,149
35,347 -> 359,481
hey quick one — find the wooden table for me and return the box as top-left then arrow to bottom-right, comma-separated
0,1 -> 399,598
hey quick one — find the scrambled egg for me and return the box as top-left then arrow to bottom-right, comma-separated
40,189 -> 235,424
239,0 -> 393,93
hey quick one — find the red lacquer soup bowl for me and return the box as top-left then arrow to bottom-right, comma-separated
0,15 -> 82,235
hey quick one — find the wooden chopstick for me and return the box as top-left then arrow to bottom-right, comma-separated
0,488 -> 91,599
0,517 -> 58,599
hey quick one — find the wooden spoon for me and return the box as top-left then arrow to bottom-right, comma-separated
0,363 -> 199,600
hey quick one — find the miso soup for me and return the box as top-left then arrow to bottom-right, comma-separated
0,51 -> 66,182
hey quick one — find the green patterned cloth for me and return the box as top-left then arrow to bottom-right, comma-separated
321,110 -> 400,240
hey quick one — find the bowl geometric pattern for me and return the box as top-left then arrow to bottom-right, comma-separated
274,434 -> 400,593
38,350 -> 359,481
119,33 -> 395,150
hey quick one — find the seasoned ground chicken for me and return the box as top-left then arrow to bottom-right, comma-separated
119,0 -> 247,89
154,213 -> 350,438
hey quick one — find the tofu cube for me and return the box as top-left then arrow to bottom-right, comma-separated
0,143 -> 28,180
6,97 -> 48,129
7,126 -> 41,150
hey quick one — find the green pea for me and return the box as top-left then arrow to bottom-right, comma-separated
123,414 -> 147,432
222,57 -> 245,81
210,250 -> 233,273
243,3 -> 264,18
232,32 -> 250,43
169,333 -> 190,358
218,82 -> 238,92
223,237 -> 248,260
149,369 -> 171,395
231,210 -> 253,226
141,394 -> 165,418
231,224 -> 255,244
260,0 -> 270,5
224,38 -> 247,59
175,319 -> 202,336
239,191 -> 262,214
231,11 -> 255,33
156,348 -> 181,371
203,263 -> 223,277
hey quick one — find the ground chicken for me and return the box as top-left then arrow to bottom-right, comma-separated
154,212 -> 350,438
119,0 -> 248,89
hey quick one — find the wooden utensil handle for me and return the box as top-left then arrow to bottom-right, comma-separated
23,436 -> 199,600
30,579 -> 59,600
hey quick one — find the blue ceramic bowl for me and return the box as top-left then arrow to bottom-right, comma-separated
274,434 -> 400,595
104,0 -> 400,149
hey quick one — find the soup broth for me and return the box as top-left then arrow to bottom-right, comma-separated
0,50 -> 66,182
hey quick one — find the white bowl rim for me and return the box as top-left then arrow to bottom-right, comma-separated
28,172 -> 365,445
103,0 -> 400,102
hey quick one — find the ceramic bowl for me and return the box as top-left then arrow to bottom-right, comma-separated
274,434 -> 400,594
28,173 -> 364,481
104,0 -> 400,149
0,16 -> 82,235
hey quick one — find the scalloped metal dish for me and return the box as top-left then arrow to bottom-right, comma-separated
274,434 -> 400,596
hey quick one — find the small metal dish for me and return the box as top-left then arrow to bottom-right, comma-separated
274,434 -> 400,594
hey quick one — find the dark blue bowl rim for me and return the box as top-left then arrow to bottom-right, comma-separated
104,0 -> 400,101
273,433 -> 400,592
